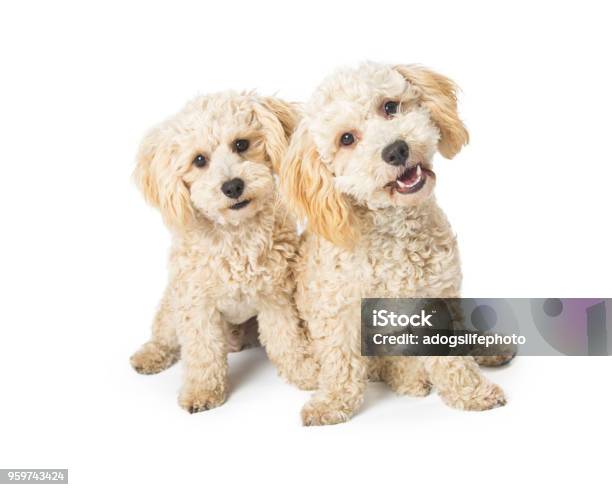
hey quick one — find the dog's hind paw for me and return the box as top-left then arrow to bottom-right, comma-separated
440,382 -> 506,411
130,341 -> 179,375
391,378 -> 432,397
473,354 -> 516,367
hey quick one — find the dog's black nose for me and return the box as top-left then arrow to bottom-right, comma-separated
382,140 -> 409,166
221,178 -> 245,199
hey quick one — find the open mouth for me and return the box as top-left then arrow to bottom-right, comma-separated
386,163 -> 433,195
229,199 -> 251,210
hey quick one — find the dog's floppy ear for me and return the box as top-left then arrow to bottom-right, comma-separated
254,96 -> 300,173
133,125 -> 193,230
260,96 -> 299,140
394,65 -> 469,159
280,121 -> 356,248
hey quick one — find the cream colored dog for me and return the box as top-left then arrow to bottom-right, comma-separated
130,92 -> 318,413
281,63 -> 507,425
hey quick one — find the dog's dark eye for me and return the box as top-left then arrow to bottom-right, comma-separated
193,154 -> 207,168
340,133 -> 355,146
384,101 -> 399,116
234,139 -> 250,153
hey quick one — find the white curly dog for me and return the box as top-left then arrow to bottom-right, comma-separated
281,63 -> 507,426
130,92 -> 318,413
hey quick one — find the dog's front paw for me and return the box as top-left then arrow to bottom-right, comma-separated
178,385 -> 226,414
440,382 -> 506,411
130,341 -> 179,375
301,399 -> 352,426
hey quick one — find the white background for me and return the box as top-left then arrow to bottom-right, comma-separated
1,1 -> 611,488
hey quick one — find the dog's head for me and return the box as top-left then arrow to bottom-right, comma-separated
135,91 -> 297,229
280,62 -> 468,247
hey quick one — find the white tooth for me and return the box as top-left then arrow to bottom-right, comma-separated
396,179 -> 407,188
407,177 -> 421,188
417,164 -> 422,177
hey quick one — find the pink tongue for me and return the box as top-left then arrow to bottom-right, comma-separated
399,167 -> 418,185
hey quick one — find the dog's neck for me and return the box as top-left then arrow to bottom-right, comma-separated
353,198 -> 448,241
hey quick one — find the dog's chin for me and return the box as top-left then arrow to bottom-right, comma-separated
196,196 -> 264,227
220,196 -> 264,224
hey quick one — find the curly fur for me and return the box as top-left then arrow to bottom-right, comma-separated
280,63 -> 507,426
130,91 -> 318,413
